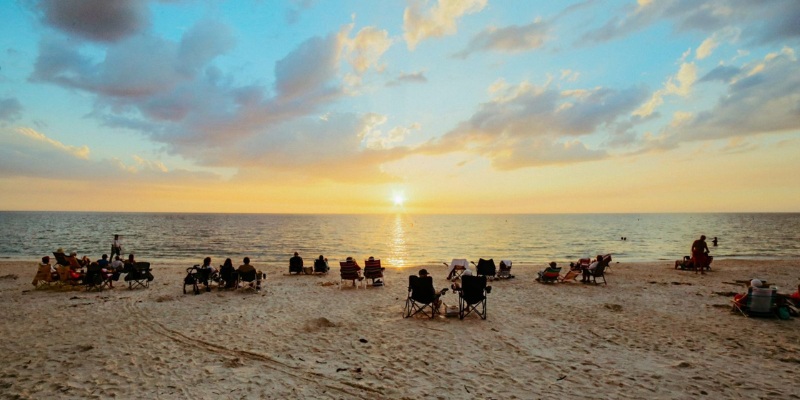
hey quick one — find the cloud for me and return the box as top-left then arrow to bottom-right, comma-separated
285,0 -> 316,24
0,126 -> 219,183
15,127 -> 90,159
386,70 -> 428,86
418,80 -> 648,169
634,62 -> 697,117
34,0 -> 150,42
0,97 -> 22,122
453,18 -> 550,59
403,0 -> 487,50
342,26 -> 393,74
699,65 -> 741,83
582,0 -> 800,45
644,48 -> 800,150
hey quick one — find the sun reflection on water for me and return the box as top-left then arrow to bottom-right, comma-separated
388,213 -> 408,267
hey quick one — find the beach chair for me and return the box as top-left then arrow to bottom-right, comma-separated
585,264 -> 607,285
536,266 -> 562,283
83,263 -> 105,292
472,258 -> 496,279
559,269 -> 581,283
364,259 -> 385,287
289,257 -> 303,275
444,258 -> 469,281
577,258 -> 591,270
313,258 -> 329,274
236,270 -> 261,292
52,252 -> 70,268
31,263 -> 57,288
458,275 -> 491,320
732,287 -> 778,317
183,265 -> 212,294
497,260 -> 514,279
601,254 -> 613,273
403,275 -> 440,319
125,262 -> 153,290
56,265 -> 82,287
339,260 -> 365,289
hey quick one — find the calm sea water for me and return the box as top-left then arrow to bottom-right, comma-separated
0,212 -> 798,267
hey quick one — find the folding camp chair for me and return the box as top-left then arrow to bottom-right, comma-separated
339,260 -> 365,289
558,269 -> 581,282
444,258 -> 469,281
56,265 -> 82,287
31,263 -> 57,288
236,270 -> 261,292
732,287 -> 778,317
403,275 -> 441,319
364,259 -> 385,287
585,264 -> 607,285
313,258 -> 329,274
125,262 -> 153,290
471,258 -> 496,279
497,260 -> 514,279
83,263 -> 105,292
536,266 -> 562,283
52,252 -> 70,268
289,256 -> 304,274
458,275 -> 490,320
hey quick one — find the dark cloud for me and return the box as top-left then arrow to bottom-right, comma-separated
453,19 -> 551,59
285,0 -> 316,24
647,50 -> 800,150
386,71 -> 428,87
35,0 -> 150,42
0,98 -> 23,122
418,82 -> 648,169
582,0 -> 800,45
700,65 -> 741,83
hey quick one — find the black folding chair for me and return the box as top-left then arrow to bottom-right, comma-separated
458,275 -> 491,320
472,258 -> 496,279
403,275 -> 441,319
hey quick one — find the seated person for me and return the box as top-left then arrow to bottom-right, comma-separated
674,256 -> 694,270
418,269 -> 448,309
581,254 -> 604,283
791,284 -> 800,306
110,255 -> 124,274
344,256 -> 360,268
733,279 -> 764,307
219,258 -> 237,288
237,257 -> 262,290
96,254 -> 114,287
289,252 -> 303,273
536,261 -> 561,281
42,256 -> 57,279
314,255 -> 329,273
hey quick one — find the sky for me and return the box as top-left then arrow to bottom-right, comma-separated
1,0 -> 799,214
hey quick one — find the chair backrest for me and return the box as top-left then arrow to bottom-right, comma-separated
450,259 -> 468,270
591,264 -> 606,276
562,269 -> 580,281
53,252 -> 70,267
542,267 -> 562,279
408,275 -> 435,304
314,258 -> 328,272
239,269 -> 256,282
290,256 -> 303,271
579,258 -> 591,268
35,264 -> 52,281
56,266 -> 72,281
340,261 -> 361,280
748,287 -> 775,313
461,275 -> 487,304
499,260 -> 512,271
602,254 -> 612,264
364,259 -> 383,278
475,258 -> 496,277
135,262 -> 151,271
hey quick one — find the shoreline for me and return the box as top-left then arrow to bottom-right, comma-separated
1,259 -> 798,399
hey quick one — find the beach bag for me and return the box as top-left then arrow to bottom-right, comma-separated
778,307 -> 790,320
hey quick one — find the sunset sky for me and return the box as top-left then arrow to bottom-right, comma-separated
1,0 -> 799,213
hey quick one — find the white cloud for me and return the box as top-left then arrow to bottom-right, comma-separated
403,0 -> 487,50
634,62 -> 697,117
15,127 -> 90,159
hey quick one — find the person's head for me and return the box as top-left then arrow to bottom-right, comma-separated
114,255 -> 121,261
596,255 -> 603,262
318,255 -> 324,261
549,261 -> 557,268
368,256 -> 375,261
294,252 -> 299,257
42,256 -> 50,264
223,258 -> 232,268
70,251 -> 77,257
243,257 -> 250,265
346,256 -> 353,262
203,257 -> 211,266
128,253 -> 135,262
700,235 -> 706,240
418,269 -> 429,277
114,234 -> 119,239
90,261 -> 98,268
750,278 -> 762,288
56,247 -> 64,253
101,254 -> 108,260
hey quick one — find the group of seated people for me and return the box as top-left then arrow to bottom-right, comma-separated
195,256 -> 263,291
288,252 -> 331,274
36,248 -> 148,288
733,279 -> 800,315
674,255 -> 713,272
564,254 -> 610,283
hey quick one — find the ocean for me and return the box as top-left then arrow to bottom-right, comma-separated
0,212 -> 798,267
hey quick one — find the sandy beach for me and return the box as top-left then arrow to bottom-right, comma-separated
0,259 -> 798,399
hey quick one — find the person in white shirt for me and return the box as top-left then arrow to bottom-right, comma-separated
111,234 -> 123,259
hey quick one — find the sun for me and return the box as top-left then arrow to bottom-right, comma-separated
393,194 -> 405,206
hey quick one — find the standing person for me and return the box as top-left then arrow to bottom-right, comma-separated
111,235 -> 123,259
712,237 -> 718,247
691,235 -> 710,275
